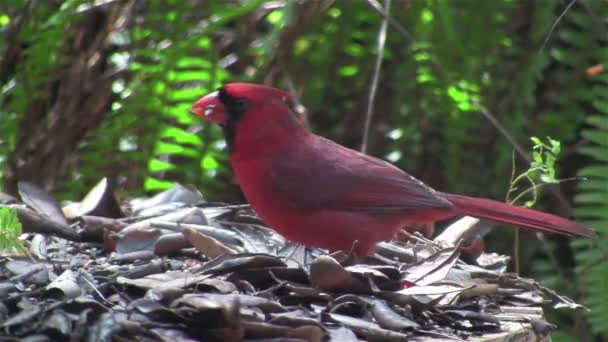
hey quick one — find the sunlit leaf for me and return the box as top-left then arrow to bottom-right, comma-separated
202,155 -> 218,170
267,10 -> 282,24
161,127 -> 202,146
144,177 -> 174,191
421,9 -> 433,23
148,158 -> 175,172
0,14 -> 10,26
339,65 -> 359,77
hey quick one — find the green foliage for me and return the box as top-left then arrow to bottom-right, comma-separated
0,0 -> 77,187
0,207 -> 24,254
530,136 -> 561,183
574,81 -> 608,334
507,136 -> 562,208
0,0 -> 606,336
50,1 -> 266,199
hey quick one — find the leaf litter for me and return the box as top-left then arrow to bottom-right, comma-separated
0,180 -> 586,341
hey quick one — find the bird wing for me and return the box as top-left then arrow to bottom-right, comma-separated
269,136 -> 452,214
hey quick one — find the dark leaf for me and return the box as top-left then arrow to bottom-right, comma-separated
18,182 -> 67,225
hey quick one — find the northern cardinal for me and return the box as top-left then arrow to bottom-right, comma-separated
191,83 -> 595,256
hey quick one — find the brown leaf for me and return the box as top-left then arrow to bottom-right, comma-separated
117,271 -> 208,291
287,325 -> 325,342
401,246 -> 460,286
309,255 -> 357,291
18,181 -> 68,225
78,215 -> 127,242
173,293 -> 286,313
182,227 -> 237,258
326,312 -> 411,341
396,284 -> 467,307
154,233 -> 190,255
368,298 -> 419,330
200,253 -> 287,276
46,270 -> 82,299
130,183 -> 204,216
62,178 -> 123,219
114,229 -> 161,254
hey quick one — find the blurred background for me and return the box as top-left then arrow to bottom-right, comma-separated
0,0 -> 606,339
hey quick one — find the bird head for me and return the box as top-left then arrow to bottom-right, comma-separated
191,83 -> 294,126
191,83 -> 303,152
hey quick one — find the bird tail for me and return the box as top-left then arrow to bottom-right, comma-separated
443,193 -> 596,238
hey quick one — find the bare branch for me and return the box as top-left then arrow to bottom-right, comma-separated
539,0 -> 578,53
364,0 -> 414,42
472,101 -> 529,160
365,0 -> 576,216
361,0 -> 390,154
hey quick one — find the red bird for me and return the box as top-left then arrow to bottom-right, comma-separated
191,83 -> 595,256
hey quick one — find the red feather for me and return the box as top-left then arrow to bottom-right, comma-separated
192,83 -> 595,256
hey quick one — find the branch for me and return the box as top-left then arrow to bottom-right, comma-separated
539,0 -> 578,53
361,0 -> 390,154
7,205 -> 81,242
365,0 -> 576,216
364,0 -> 414,42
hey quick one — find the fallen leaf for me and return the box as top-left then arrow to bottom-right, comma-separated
182,227 -> 236,257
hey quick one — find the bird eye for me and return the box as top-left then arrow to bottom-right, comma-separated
234,98 -> 249,112
204,105 -> 214,116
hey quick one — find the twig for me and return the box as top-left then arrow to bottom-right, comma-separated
8,205 -> 80,241
472,101 -> 529,160
539,0 -> 578,53
361,0 -> 390,154
74,0 -> 125,14
79,271 -> 120,310
364,0 -> 414,42
283,72 -> 309,118
366,0 -> 529,160
514,225 -> 520,274
365,1 -> 576,217
9,264 -> 46,282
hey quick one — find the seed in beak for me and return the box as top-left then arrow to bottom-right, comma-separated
204,105 -> 214,116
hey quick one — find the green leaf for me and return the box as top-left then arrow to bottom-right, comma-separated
148,158 -> 175,172
0,14 -> 10,27
144,177 -> 174,191
447,85 -> 468,103
201,155 -> 218,170
530,136 -> 542,147
579,146 -> 608,162
155,142 -> 184,155
172,71 -> 211,82
0,207 -> 24,253
344,43 -> 364,57
267,10 -> 283,24
161,127 -> 202,146
339,65 -> 359,77
587,115 -> 608,130
581,130 -> 608,147
168,87 -> 205,101
548,137 -> 561,154
575,192 -> 608,204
